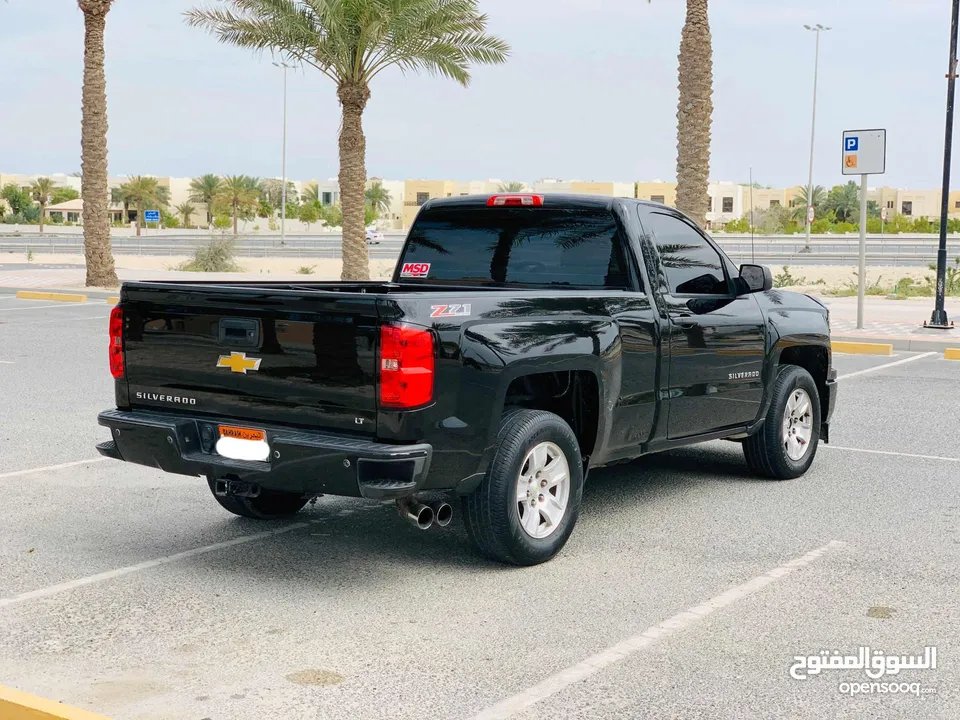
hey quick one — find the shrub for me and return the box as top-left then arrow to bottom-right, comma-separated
296,265 -> 316,275
175,238 -> 242,272
213,215 -> 232,231
831,222 -> 856,234
723,217 -> 749,233
774,266 -> 806,288
810,218 -> 832,234
162,211 -> 180,229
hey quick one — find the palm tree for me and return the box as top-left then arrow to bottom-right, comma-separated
216,175 -> 260,235
824,181 -> 860,223
497,181 -> 525,193
302,182 -> 320,204
365,180 -> 392,216
118,176 -> 169,236
78,0 -> 119,287
174,202 -> 196,228
29,178 -> 57,233
185,0 -> 509,281
674,0 -> 712,229
189,174 -> 223,224
791,184 -> 826,223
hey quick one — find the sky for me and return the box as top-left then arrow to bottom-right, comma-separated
0,0 -> 954,189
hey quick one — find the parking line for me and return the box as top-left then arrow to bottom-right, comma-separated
470,540 -> 845,720
0,457 -> 109,480
821,445 -> 960,463
0,302 -> 108,313
836,352 -> 937,380
0,523 -> 310,609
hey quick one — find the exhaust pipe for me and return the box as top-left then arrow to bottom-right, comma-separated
397,499 -> 434,530
430,501 -> 453,528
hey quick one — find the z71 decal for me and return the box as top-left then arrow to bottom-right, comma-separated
430,303 -> 472,318
400,262 -> 431,278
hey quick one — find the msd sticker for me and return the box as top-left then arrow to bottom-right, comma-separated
400,262 -> 431,278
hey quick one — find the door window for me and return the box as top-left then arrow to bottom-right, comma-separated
647,213 -> 729,295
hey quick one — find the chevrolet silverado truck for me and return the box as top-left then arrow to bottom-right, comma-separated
97,193 -> 837,566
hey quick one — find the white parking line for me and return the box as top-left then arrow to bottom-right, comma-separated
470,540 -> 846,720
836,352 -> 937,380
822,445 -> 960,463
0,523 -> 310,609
0,302 -> 108,312
0,360 -> 13,364
0,457 -> 109,480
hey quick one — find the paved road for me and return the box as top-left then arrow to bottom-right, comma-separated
1,294 -> 958,719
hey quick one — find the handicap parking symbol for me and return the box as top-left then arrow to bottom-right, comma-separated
845,136 -> 859,152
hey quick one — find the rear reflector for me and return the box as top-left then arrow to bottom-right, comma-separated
109,305 -> 125,379
380,324 -> 435,409
487,194 -> 544,207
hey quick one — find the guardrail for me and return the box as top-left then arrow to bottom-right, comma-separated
1,233 -> 958,266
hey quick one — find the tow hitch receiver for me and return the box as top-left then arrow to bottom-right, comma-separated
213,479 -> 262,498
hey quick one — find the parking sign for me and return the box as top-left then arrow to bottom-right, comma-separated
842,129 -> 886,175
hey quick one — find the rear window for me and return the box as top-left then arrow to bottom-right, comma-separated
397,207 -> 631,289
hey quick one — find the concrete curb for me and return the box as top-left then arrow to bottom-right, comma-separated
1,286 -> 117,301
945,348 -> 960,360
0,685 -> 112,720
831,340 -> 893,356
14,290 -> 87,303
831,334 -> 959,353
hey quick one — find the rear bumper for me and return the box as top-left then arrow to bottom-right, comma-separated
97,409 -> 433,500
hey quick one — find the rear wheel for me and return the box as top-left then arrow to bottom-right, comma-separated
206,478 -> 309,520
743,365 -> 821,479
462,410 -> 583,566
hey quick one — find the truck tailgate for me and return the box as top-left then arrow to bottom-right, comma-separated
120,284 -> 380,435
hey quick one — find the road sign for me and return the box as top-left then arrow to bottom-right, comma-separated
144,210 -> 160,223
807,206 -> 815,223
842,129 -> 886,175
881,207 -> 888,221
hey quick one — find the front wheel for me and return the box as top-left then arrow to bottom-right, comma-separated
207,478 -> 309,520
743,365 -> 821,479
462,410 -> 584,566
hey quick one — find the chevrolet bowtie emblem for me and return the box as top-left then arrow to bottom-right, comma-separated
217,352 -> 262,374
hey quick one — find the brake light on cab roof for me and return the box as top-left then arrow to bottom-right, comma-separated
486,194 -> 544,207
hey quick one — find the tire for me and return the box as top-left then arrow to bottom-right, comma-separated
206,477 -> 309,520
743,365 -> 821,480
462,410 -> 584,566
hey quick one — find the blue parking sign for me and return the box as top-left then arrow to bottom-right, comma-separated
845,136 -> 859,152
144,210 -> 160,223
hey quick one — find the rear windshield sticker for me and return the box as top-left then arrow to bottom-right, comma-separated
400,262 -> 431,278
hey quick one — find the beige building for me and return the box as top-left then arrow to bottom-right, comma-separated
44,198 -> 125,224
635,181 -> 676,206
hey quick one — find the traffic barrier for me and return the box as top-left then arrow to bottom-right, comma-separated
831,340 -> 894,356
14,291 -> 87,303
0,685 -> 112,720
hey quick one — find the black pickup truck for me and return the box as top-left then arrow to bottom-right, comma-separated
98,193 -> 836,565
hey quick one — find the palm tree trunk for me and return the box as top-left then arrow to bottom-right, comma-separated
39,201 -> 45,233
675,0 -> 713,229
136,201 -> 142,237
80,1 -> 119,287
233,200 -> 238,235
338,82 -> 371,281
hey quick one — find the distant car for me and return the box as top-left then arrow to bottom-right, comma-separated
365,227 -> 383,245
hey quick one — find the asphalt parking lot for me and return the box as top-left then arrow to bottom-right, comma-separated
1,293 -> 959,720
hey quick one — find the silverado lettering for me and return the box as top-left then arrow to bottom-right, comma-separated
98,194 -> 836,567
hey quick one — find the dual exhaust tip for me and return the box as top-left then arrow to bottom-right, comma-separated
397,499 -> 453,531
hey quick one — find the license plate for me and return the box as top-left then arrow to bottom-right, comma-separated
219,425 -> 265,442
216,425 -> 270,461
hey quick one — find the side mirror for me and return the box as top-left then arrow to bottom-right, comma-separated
738,264 -> 772,294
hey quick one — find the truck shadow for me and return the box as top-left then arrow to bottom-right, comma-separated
187,442 -> 766,580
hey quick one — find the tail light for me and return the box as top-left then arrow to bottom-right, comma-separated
487,194 -> 544,207
379,324 -> 434,409
109,306 -> 125,379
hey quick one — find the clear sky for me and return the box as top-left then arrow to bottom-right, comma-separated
0,0 -> 953,189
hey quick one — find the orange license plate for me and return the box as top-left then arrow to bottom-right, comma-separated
219,425 -> 265,442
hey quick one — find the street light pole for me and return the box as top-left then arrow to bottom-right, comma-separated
273,61 -> 291,245
803,24 -> 830,252
928,0 -> 959,329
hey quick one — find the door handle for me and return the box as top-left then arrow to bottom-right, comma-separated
673,316 -> 698,326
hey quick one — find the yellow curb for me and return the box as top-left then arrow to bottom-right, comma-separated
15,291 -> 87,303
0,685 -> 112,720
945,348 -> 960,361
106,296 -> 120,305
831,341 -> 893,356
